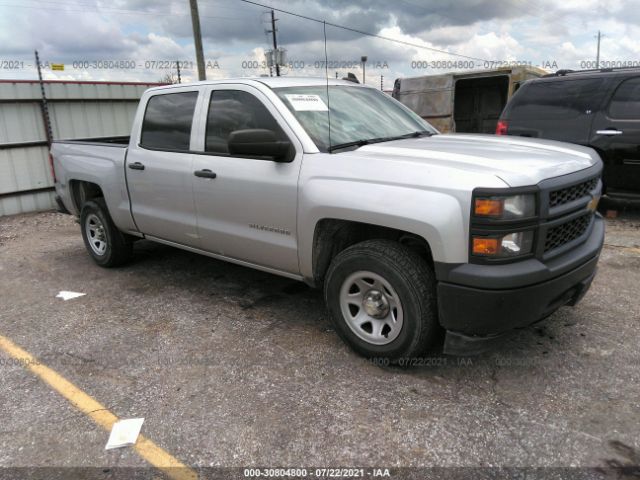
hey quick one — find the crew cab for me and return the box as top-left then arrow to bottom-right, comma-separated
52,77 -> 605,359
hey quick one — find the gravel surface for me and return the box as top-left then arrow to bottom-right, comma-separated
0,209 -> 638,478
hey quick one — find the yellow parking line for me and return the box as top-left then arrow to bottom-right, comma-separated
0,334 -> 198,480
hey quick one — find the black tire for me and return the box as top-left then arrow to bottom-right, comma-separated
324,239 -> 439,361
80,198 -> 133,267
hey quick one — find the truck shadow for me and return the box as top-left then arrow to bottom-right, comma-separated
128,239 -> 326,328
120,239 -> 586,373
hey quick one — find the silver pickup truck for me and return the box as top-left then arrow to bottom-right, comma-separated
52,77 -> 605,359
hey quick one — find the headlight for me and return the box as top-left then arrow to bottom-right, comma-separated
474,194 -> 536,220
472,230 -> 534,258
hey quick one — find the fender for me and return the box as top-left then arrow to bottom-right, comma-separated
298,178 -> 470,280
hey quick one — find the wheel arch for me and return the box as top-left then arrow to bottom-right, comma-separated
69,179 -> 105,213
309,218 -> 437,287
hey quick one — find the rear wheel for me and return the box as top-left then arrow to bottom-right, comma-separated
324,239 -> 439,361
80,198 -> 132,267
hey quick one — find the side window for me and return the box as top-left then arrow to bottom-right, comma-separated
140,92 -> 198,151
609,77 -> 640,119
508,78 -> 606,120
205,90 -> 286,154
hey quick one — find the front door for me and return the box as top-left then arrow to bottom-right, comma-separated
192,86 -> 302,274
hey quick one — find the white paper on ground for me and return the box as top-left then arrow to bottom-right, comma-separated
105,418 -> 145,450
55,291 -> 86,301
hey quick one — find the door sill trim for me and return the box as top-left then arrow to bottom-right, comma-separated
145,235 -> 304,281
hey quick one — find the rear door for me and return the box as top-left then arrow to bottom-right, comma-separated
126,89 -> 202,246
453,75 -> 509,133
191,85 -> 302,274
590,76 -> 640,195
503,78 -> 607,144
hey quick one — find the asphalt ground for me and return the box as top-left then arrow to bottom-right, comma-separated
0,205 -> 639,479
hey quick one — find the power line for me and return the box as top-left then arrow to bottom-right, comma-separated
235,0 -> 490,62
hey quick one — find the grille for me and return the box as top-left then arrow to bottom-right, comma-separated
544,214 -> 592,252
549,178 -> 598,208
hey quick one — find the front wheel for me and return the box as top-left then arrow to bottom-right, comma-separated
324,239 -> 439,361
80,198 -> 132,267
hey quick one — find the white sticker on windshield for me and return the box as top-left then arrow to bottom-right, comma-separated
285,94 -> 328,111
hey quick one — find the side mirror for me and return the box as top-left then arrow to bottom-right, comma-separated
228,129 -> 292,161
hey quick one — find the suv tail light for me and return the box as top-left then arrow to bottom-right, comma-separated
495,120 -> 508,135
48,152 -> 57,182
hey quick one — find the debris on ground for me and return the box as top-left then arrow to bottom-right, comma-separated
105,418 -> 144,450
55,291 -> 86,301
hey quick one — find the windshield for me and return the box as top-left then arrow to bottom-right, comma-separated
274,85 -> 438,152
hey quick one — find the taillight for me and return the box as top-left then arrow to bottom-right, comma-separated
49,152 -> 57,182
495,120 -> 508,135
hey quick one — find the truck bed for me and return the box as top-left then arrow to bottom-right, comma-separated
53,136 -> 130,147
51,137 -> 133,229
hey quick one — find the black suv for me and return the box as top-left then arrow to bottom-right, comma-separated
497,68 -> 640,199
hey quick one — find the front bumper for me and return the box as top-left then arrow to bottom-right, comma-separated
437,215 -> 604,355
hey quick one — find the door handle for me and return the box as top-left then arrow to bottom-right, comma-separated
596,129 -> 623,136
128,162 -> 145,170
194,169 -> 217,179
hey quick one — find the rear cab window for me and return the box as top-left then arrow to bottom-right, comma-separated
140,91 -> 199,151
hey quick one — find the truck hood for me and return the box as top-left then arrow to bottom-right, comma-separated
350,133 -> 600,187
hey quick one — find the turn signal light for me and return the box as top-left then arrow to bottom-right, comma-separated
472,237 -> 500,255
471,231 -> 534,258
474,198 -> 504,217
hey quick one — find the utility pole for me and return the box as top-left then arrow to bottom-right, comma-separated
380,75 -> 384,91
361,55 -> 367,84
34,50 -> 52,147
176,60 -> 181,84
595,30 -> 603,69
269,9 -> 280,76
189,0 -> 206,80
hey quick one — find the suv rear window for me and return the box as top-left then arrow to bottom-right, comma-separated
140,92 -> 198,151
608,77 -> 640,119
505,78 -> 605,120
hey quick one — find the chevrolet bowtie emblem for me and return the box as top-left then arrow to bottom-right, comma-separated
587,194 -> 601,212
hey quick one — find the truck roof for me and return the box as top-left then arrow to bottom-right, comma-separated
542,66 -> 640,78
397,65 -> 548,84
145,77 -> 363,93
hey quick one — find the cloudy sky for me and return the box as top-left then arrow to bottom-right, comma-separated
0,0 -> 638,87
